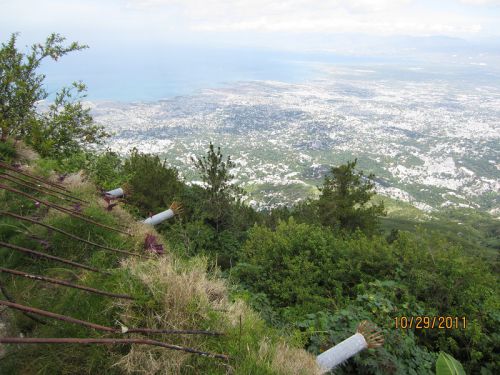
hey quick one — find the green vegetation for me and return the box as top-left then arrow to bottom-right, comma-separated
317,159 -> 386,236
436,352 -> 466,375
0,33 -> 107,153
0,158 -> 318,375
0,139 -> 16,161
1,33 -> 498,374
233,219 -> 497,374
3,145 -> 493,374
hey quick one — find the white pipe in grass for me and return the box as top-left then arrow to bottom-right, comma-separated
142,202 -> 183,226
316,321 -> 384,374
143,209 -> 175,225
105,187 -> 124,198
317,333 -> 367,372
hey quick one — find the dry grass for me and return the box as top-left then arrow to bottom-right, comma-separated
122,256 -> 227,329
259,339 -> 320,375
112,254 -> 321,374
126,220 -> 169,253
115,340 -> 190,374
14,140 -> 39,162
114,256 -> 227,374
57,171 -> 91,190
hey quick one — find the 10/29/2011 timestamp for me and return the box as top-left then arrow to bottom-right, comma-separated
394,316 -> 467,330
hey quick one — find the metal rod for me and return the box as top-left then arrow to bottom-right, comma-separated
0,161 -> 69,191
0,241 -> 108,274
125,328 -> 224,336
1,171 -> 88,203
0,300 -> 114,332
0,267 -> 134,300
0,184 -> 131,236
0,282 -> 46,325
1,212 -> 142,258
0,337 -> 229,360
0,300 -> 224,337
0,174 -> 80,205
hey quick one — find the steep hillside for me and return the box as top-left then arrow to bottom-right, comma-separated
0,143 -> 318,374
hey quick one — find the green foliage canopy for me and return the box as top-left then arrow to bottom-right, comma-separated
318,159 -> 386,235
191,142 -> 243,233
235,219 -> 499,374
0,33 -> 107,157
123,148 -> 183,216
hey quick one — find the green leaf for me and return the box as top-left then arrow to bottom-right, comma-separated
436,352 -> 466,375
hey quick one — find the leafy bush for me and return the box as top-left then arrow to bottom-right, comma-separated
123,148 -> 183,216
0,33 -> 103,153
27,83 -> 108,158
234,219 -> 499,374
85,150 -> 127,190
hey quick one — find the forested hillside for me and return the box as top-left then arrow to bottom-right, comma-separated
1,33 -> 498,374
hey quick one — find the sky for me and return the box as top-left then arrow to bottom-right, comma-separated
2,0 -> 500,51
2,0 -> 499,101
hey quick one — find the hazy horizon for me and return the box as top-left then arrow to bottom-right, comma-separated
3,0 -> 500,101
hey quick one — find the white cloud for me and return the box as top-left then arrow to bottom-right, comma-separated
1,0 -> 498,46
459,0 -> 500,4
118,0 -> 493,36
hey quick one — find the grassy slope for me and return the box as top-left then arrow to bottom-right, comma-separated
0,144 -> 318,374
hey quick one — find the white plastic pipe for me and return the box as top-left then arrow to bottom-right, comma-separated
105,187 -> 124,198
316,333 -> 367,373
143,209 -> 175,225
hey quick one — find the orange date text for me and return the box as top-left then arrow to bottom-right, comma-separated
394,316 -> 467,330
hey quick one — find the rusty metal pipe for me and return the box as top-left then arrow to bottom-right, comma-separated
0,161 -> 68,191
0,337 -> 229,360
0,241 -> 108,274
0,174 -> 80,204
0,300 -> 224,337
1,171 -> 88,203
0,184 -> 130,236
0,282 -> 46,324
0,267 -> 134,300
1,212 -> 138,257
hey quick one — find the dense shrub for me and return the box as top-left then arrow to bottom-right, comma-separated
234,219 -> 499,374
122,148 -> 183,216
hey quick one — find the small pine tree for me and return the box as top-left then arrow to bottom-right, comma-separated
318,159 -> 385,235
191,143 -> 242,233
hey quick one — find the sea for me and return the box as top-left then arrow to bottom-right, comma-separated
39,45 -> 407,102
